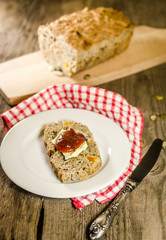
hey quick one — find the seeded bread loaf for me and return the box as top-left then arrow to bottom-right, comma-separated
38,7 -> 134,76
44,121 -> 102,183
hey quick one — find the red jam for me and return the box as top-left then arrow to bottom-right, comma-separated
55,128 -> 86,153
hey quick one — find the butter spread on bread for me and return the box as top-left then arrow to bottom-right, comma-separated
51,128 -> 88,160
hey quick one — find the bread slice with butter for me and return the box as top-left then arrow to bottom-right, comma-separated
38,7 -> 134,76
44,121 -> 102,183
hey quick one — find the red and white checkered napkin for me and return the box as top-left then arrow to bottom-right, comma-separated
1,84 -> 143,209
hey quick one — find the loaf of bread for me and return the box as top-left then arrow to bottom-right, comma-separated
38,7 -> 134,76
44,120 -> 102,183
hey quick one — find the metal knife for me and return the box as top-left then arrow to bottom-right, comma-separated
89,138 -> 163,240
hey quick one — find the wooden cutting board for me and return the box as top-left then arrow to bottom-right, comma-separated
0,25 -> 166,106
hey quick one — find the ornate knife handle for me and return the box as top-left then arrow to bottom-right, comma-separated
89,179 -> 138,240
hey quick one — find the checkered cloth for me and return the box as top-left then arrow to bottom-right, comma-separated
1,84 -> 143,209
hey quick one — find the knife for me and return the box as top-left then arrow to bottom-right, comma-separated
89,138 -> 163,240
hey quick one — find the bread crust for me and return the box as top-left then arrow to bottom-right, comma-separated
38,7 -> 134,76
44,121 -> 102,183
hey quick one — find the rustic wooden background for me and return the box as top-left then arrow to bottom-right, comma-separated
0,0 -> 166,239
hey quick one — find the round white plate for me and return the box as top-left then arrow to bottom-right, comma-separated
0,108 -> 131,198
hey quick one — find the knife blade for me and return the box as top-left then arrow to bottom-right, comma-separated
89,138 -> 163,240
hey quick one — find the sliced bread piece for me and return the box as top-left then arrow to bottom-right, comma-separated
44,120 -> 102,183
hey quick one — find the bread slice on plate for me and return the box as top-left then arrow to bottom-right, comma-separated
38,7 -> 134,76
44,120 -> 102,183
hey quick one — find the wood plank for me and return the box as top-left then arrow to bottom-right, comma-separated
1,0 -> 166,239
0,168 -> 43,240
0,26 -> 166,105
1,65 -> 166,240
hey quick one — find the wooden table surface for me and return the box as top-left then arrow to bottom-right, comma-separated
0,0 -> 166,239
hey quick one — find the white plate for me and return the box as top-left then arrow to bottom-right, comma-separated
0,108 -> 131,198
